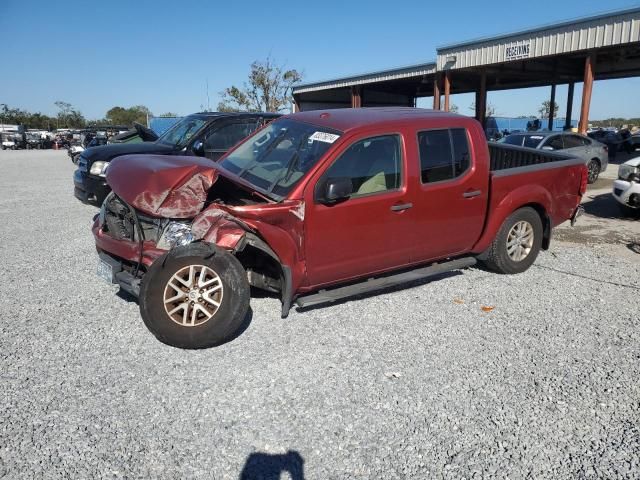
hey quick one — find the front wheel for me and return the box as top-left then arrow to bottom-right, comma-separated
481,207 -> 543,274
139,243 -> 250,349
587,159 -> 601,184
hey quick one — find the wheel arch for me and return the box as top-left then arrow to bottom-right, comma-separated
232,233 -> 293,318
473,184 -> 553,255
520,202 -> 551,250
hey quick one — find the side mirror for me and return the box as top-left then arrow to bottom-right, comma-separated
541,145 -> 554,151
192,140 -> 205,156
318,177 -> 353,204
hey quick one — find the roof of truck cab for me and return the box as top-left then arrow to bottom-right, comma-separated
287,107 -> 469,133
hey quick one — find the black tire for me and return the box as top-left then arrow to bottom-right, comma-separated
94,191 -> 108,206
481,207 -> 543,274
587,159 -> 600,184
139,243 -> 250,349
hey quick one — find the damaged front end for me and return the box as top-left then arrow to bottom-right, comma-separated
95,154 -> 305,316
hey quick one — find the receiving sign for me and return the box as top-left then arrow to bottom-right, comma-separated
505,42 -> 531,61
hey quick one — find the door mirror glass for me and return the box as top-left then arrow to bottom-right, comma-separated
321,177 -> 353,203
192,139 -> 205,156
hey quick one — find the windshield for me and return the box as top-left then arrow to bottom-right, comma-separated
156,115 -> 208,148
219,119 -> 341,200
503,134 -> 545,148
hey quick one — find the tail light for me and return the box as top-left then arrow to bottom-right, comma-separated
579,165 -> 588,195
603,145 -> 608,152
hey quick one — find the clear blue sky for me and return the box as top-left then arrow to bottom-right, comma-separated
1,0 -> 639,120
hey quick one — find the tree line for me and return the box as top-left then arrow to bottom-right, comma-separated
0,103 -> 178,130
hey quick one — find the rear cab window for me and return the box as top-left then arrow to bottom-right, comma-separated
418,128 -> 471,184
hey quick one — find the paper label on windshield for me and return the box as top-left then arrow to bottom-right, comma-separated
310,131 -> 340,144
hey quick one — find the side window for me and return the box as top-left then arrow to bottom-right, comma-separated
545,136 -> 564,150
322,135 -> 402,197
418,128 -> 470,183
564,135 -> 587,148
205,122 -> 255,151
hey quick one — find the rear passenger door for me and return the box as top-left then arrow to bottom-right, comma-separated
562,134 -> 590,159
202,119 -> 261,161
410,128 -> 488,261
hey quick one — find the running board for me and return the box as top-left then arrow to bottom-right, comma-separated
295,257 -> 476,309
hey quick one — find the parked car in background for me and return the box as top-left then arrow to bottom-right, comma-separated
612,157 -> 640,215
109,123 -> 159,144
92,108 -> 587,349
501,131 -> 608,183
1,132 -> 16,150
25,132 -> 52,149
69,135 -> 109,164
73,112 -> 280,205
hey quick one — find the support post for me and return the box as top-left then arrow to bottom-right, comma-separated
292,99 -> 299,113
433,76 -> 441,110
478,71 -> 487,128
548,83 -> 556,131
351,86 -> 362,108
443,71 -> 451,112
578,54 -> 595,134
565,82 -> 574,130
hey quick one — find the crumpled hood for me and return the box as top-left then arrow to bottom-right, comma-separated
106,154 -> 219,218
83,142 -> 175,162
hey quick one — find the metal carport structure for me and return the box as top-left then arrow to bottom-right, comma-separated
292,6 -> 640,134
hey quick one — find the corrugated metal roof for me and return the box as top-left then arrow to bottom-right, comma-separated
437,7 -> 640,69
293,61 -> 436,94
437,6 -> 640,51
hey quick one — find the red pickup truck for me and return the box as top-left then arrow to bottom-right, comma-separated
93,108 -> 586,349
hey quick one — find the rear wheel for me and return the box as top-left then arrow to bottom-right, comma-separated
481,207 -> 543,274
139,243 -> 250,349
587,159 -> 601,184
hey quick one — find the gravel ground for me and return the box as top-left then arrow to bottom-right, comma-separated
1,149 -> 639,479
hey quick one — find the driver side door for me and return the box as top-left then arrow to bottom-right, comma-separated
303,133 -> 416,288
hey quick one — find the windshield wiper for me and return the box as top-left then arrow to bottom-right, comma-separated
266,134 -> 307,193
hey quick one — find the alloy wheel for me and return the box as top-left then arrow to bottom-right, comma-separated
163,265 -> 224,327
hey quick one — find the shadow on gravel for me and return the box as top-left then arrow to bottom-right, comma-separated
295,270 -> 462,314
240,450 -> 305,480
224,308 -> 254,344
627,242 -> 640,254
116,289 -> 139,303
581,192 -> 639,220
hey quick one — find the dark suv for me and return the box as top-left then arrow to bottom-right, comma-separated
73,112 -> 279,204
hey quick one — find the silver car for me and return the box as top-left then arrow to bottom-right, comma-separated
501,132 -> 608,183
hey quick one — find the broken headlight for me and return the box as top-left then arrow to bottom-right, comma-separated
157,222 -> 194,250
89,161 -> 109,177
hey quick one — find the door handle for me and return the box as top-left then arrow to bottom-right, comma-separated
463,190 -> 482,198
390,202 -> 413,212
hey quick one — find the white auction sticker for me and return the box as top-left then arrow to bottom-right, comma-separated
309,131 -> 340,143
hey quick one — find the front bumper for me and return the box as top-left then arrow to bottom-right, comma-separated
92,219 -> 168,296
92,220 -> 167,268
612,179 -> 640,209
74,169 -> 110,203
